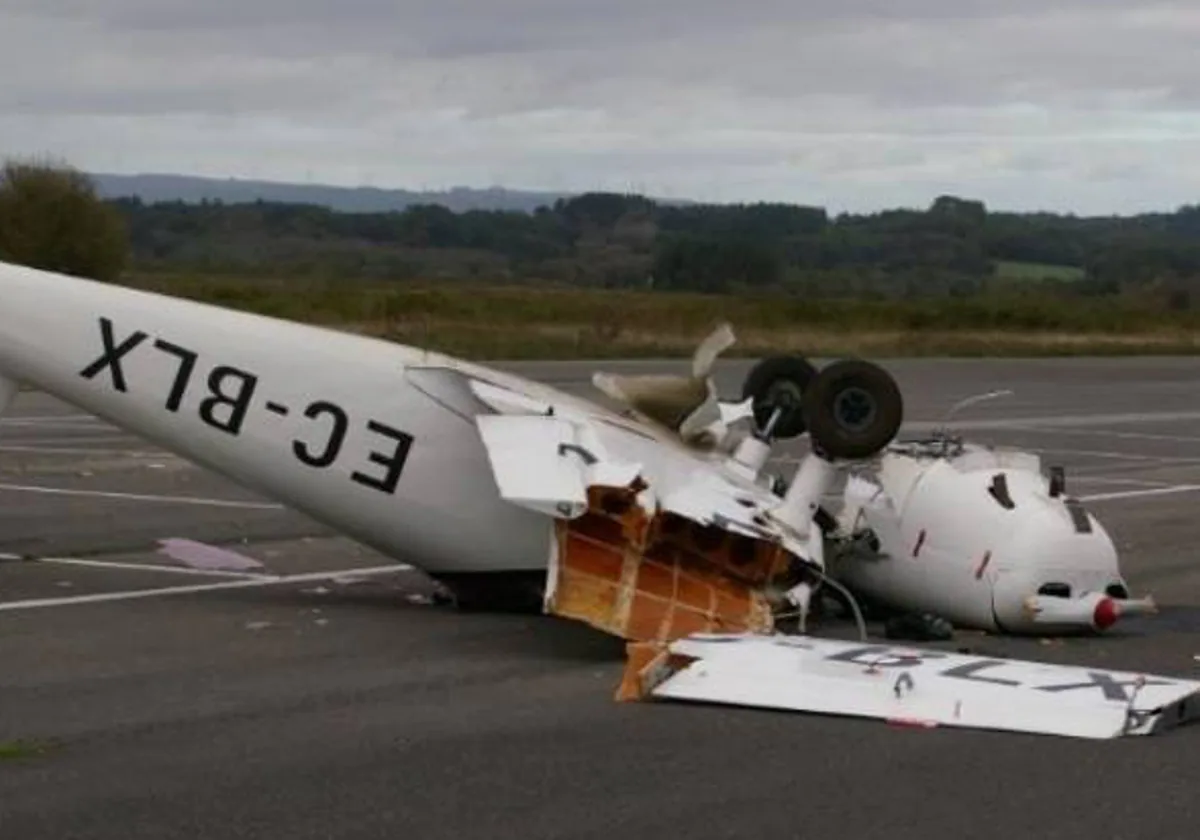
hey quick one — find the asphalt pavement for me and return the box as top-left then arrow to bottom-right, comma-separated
3,357 -> 1200,840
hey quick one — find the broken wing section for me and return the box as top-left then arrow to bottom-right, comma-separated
630,635 -> 1200,739
475,414 -> 643,519
474,412 -> 807,644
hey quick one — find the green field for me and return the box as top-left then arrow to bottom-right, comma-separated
993,260 -> 1086,283
117,271 -> 1200,359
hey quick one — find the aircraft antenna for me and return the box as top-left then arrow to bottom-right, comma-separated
939,389 -> 1014,425
927,389 -> 1014,453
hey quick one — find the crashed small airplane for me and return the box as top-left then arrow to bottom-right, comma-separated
0,257 -> 1196,740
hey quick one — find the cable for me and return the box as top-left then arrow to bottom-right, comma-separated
815,571 -> 869,643
772,567 -> 869,643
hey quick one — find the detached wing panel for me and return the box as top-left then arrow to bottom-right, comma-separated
645,634 -> 1200,739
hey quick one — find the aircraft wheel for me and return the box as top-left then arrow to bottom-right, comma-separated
803,358 -> 903,460
741,354 -> 818,439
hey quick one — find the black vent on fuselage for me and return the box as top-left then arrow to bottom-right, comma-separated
1038,582 -> 1072,598
988,473 -> 1015,509
1064,497 -> 1092,533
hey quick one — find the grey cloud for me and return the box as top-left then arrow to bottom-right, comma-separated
2,1 -> 1198,213
7,3 -> 1198,114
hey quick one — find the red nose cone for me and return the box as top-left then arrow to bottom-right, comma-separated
1093,597 -> 1120,630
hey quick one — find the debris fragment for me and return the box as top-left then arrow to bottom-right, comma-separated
616,641 -> 697,701
244,621 -> 272,631
157,538 -> 266,573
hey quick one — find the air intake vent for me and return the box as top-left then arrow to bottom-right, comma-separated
1063,497 -> 1092,533
1038,582 -> 1072,598
988,473 -> 1015,509
1049,465 -> 1065,497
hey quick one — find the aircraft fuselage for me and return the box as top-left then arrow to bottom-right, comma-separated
0,262 -> 582,578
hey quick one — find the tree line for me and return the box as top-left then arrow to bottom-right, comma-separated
106,191 -> 1200,304
6,157 -> 1200,307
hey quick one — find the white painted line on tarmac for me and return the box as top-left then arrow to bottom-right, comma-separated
1017,425 -> 1200,445
1079,484 -> 1200,503
1030,446 -> 1188,463
905,409 -> 1200,432
1069,476 -> 1173,487
2,437 -> 152,449
34,557 -> 274,580
0,415 -> 102,425
0,483 -> 284,509
3,432 -> 134,442
0,564 -> 415,612
0,445 -> 171,457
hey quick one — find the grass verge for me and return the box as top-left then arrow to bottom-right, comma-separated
0,739 -> 56,760
119,271 -> 1200,360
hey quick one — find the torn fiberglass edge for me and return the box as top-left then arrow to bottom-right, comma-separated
545,481 -> 794,644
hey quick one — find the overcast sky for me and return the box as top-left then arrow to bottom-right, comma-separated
2,1 -> 1198,214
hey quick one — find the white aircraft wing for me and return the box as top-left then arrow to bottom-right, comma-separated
635,634 -> 1200,739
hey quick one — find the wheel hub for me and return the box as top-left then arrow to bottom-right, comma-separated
833,386 -> 877,432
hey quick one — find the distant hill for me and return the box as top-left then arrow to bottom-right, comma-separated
89,172 -> 579,213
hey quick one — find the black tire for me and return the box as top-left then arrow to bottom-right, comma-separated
740,354 -> 818,439
803,358 -> 903,460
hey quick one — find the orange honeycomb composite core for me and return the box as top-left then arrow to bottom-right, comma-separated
545,483 -> 795,644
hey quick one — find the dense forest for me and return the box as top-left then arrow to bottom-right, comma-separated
108,191 -> 1200,305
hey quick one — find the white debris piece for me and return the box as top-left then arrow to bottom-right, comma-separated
157,538 -> 267,573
